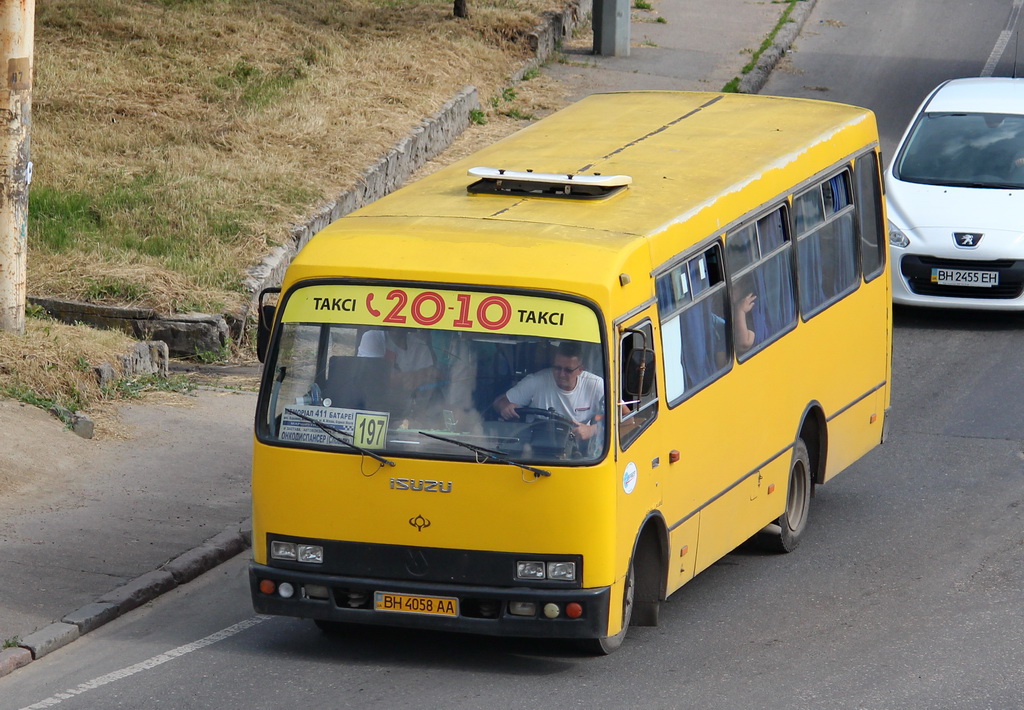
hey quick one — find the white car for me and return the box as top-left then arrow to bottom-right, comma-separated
885,76 -> 1024,309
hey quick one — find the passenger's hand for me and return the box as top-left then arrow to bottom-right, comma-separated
737,292 -> 756,314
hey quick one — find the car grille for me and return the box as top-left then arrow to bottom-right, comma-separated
901,256 -> 1024,299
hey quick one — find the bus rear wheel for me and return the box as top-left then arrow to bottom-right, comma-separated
757,438 -> 811,553
581,557 -> 634,655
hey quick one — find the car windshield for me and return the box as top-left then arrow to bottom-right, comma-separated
258,284 -> 608,465
895,112 -> 1024,188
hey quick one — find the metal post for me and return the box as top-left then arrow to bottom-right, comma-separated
593,0 -> 630,57
0,0 -> 34,335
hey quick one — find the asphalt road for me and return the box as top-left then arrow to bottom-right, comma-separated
5,2 -> 1024,708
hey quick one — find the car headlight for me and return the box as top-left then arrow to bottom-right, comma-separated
888,220 -> 910,248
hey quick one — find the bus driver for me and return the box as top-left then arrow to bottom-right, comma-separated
493,341 -> 605,444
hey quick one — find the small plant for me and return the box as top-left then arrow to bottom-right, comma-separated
3,636 -> 21,649
522,67 -> 540,81
503,108 -> 536,121
633,0 -> 652,8
193,343 -> 232,364
25,303 -> 50,319
469,108 -> 487,125
108,373 -> 196,399
656,16 -> 667,23
82,276 -> 148,303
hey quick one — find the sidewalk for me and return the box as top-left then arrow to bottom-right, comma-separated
0,0 -> 813,679
545,0 -> 815,97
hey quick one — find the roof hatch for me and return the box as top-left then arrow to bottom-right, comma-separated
467,166 -> 632,199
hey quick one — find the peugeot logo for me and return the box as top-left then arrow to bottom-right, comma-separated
954,232 -> 983,248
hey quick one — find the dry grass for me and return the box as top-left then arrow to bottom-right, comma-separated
0,317 -> 137,424
5,0 -> 579,416
29,0 -> 570,314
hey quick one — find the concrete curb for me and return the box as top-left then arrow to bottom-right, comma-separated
739,0 -> 818,95
0,519 -> 250,676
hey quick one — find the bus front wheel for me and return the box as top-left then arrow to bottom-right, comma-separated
757,438 -> 811,553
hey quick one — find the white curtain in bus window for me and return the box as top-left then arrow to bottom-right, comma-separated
795,172 -> 858,316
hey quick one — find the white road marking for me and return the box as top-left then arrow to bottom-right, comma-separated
19,616 -> 268,709
982,0 -> 1024,76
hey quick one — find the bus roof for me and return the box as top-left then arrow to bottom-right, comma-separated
288,91 -> 878,303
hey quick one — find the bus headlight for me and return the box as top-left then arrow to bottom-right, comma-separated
298,545 -> 324,564
271,541 -> 324,564
271,541 -> 297,560
516,560 -> 577,581
546,561 -> 576,581
516,561 -> 546,579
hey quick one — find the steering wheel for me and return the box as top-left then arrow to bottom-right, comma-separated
514,406 -> 575,426
514,407 -> 579,458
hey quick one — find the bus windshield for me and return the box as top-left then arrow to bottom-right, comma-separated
259,284 -> 607,465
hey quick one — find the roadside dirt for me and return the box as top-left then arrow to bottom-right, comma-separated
0,364 -> 261,509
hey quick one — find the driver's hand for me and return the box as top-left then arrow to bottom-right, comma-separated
498,400 -> 521,421
573,421 -> 596,440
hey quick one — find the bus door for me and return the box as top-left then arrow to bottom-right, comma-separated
612,314 -> 668,584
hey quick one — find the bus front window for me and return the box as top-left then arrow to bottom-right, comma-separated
260,288 -> 607,465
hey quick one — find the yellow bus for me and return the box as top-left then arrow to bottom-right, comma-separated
250,91 -> 891,653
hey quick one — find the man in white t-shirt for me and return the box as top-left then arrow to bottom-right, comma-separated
493,341 -> 605,444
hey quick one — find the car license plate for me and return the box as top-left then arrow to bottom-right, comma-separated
374,591 -> 459,616
931,268 -> 999,287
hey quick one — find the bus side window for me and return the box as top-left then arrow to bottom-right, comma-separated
855,151 -> 887,282
728,207 -> 796,359
795,171 -> 859,318
658,243 -> 731,405
619,322 -> 658,448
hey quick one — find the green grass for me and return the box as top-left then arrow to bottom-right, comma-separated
721,0 -> 801,92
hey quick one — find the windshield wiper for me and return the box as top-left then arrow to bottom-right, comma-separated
285,408 -> 396,467
418,431 -> 551,478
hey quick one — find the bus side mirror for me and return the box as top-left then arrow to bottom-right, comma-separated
256,287 -> 281,363
624,347 -> 656,398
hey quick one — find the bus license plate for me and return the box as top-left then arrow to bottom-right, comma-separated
931,268 -> 998,287
374,591 -> 459,617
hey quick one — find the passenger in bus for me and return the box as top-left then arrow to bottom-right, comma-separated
492,340 -> 605,443
733,290 -> 758,353
357,329 -> 440,421
357,329 -> 434,374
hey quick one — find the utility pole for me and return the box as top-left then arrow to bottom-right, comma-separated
0,0 -> 34,335
593,0 -> 630,57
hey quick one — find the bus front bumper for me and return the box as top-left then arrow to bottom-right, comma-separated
250,562 -> 611,639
